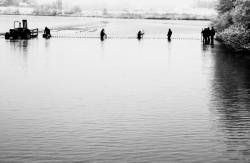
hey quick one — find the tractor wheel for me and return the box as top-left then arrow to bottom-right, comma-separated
5,32 -> 10,39
26,33 -> 31,39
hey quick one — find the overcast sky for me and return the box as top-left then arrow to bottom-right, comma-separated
38,0 -> 216,13
38,0 -> 208,8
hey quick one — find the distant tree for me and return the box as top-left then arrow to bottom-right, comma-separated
0,0 -> 36,6
33,3 -> 58,16
194,0 -> 217,9
232,0 -> 250,29
70,6 -> 82,14
23,0 -> 36,6
213,12 -> 233,31
217,0 -> 236,14
1,0 -> 20,6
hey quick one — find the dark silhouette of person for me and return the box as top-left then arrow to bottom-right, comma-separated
210,27 -> 216,45
202,27 -> 211,45
100,28 -> 107,41
201,29 -> 206,44
137,30 -> 144,40
167,28 -> 172,41
207,27 -> 211,44
43,27 -> 51,38
203,28 -> 208,44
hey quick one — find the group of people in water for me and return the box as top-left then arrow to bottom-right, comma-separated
201,27 -> 216,45
100,28 -> 173,41
44,26 -> 216,43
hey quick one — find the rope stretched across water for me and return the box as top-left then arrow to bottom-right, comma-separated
51,35 -> 201,40
0,33 -> 201,40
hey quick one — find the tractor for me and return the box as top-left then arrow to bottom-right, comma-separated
5,20 -> 38,40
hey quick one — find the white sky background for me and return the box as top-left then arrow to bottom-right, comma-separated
38,0 -> 202,8
38,0 -> 216,14
66,0 -> 194,7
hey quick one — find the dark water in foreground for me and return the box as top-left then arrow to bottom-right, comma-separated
0,17 -> 250,163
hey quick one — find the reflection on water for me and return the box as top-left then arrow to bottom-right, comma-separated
210,44 -> 250,161
45,39 -> 50,49
9,40 -> 30,70
10,40 -> 29,55
0,19 -> 250,162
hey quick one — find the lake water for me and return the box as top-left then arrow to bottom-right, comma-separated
0,15 -> 250,163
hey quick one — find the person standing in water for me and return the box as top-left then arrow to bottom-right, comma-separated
202,28 -> 210,44
167,28 -> 172,41
43,27 -> 51,39
100,28 -> 107,41
210,27 -> 216,45
201,28 -> 205,44
137,30 -> 144,40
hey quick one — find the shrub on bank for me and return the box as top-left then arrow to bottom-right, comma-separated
216,24 -> 250,52
214,0 -> 250,52
212,11 -> 233,32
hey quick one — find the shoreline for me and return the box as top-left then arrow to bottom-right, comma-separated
216,36 -> 250,55
0,13 -> 212,21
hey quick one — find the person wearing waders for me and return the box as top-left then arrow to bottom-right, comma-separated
100,28 -> 107,41
206,27 -> 211,44
201,29 -> 205,44
210,27 -> 216,45
137,30 -> 144,40
167,28 -> 172,41
43,27 -> 51,39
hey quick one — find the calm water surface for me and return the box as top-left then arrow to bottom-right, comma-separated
0,16 -> 250,162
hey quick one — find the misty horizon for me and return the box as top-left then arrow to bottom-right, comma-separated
0,0 -> 217,14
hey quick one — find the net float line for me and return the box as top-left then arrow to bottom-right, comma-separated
0,34 -> 200,40
51,35 -> 200,40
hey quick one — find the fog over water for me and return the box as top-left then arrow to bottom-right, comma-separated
0,15 -> 250,162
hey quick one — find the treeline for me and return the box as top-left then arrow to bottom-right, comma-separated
33,4 -> 82,16
213,0 -> 250,52
0,0 -> 35,6
0,0 -> 82,16
194,0 -> 217,9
